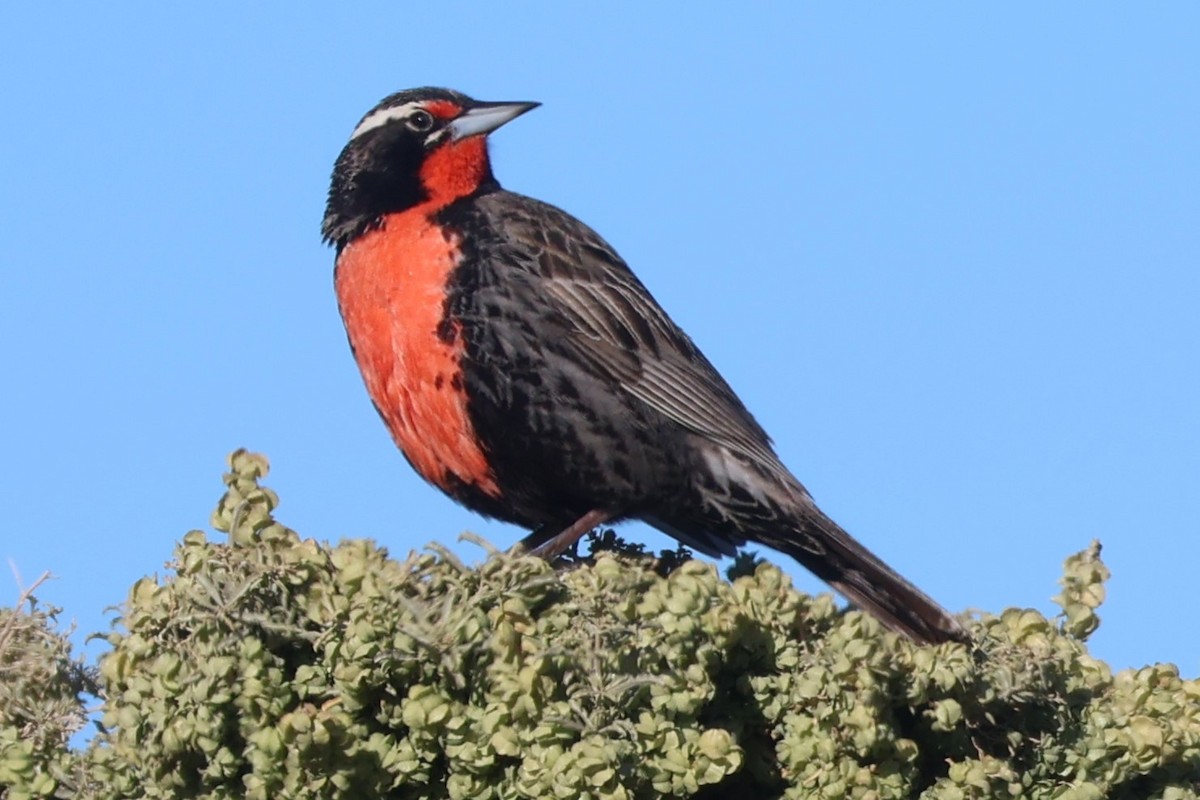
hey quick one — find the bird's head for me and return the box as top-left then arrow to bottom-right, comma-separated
322,87 -> 538,248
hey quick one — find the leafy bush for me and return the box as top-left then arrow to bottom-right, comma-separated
2,450 -> 1197,799
0,578 -> 97,800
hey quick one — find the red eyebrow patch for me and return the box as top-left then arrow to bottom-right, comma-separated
424,100 -> 462,119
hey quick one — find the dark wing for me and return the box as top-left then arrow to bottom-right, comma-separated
477,191 -> 783,471
468,193 -> 969,645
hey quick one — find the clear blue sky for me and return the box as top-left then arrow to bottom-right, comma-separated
3,5 -> 1197,676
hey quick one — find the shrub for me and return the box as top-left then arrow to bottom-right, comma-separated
3,451 -> 1197,799
0,576 -> 97,799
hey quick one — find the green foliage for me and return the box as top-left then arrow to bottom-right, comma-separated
1054,541 -> 1110,642
0,578 -> 98,800
2,450 -> 1198,799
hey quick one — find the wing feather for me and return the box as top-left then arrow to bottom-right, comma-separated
481,192 -> 782,470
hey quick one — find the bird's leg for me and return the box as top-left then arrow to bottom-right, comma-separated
518,509 -> 613,561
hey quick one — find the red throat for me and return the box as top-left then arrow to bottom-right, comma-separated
419,137 -> 491,208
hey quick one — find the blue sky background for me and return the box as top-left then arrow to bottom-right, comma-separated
3,5 -> 1197,677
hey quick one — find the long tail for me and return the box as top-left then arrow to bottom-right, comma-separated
768,504 -> 968,645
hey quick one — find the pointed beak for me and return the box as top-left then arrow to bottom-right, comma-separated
448,101 -> 540,141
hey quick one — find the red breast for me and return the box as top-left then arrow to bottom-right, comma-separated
334,209 -> 501,498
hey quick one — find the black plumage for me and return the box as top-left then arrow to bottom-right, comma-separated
325,87 -> 968,645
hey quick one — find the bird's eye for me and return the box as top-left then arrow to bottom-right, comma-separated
407,110 -> 435,132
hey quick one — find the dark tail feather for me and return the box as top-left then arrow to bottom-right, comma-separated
772,507 -> 968,645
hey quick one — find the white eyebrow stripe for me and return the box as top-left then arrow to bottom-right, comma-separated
350,101 -> 422,140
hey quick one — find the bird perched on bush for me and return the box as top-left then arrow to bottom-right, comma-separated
323,87 -> 966,645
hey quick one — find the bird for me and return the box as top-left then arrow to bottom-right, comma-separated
322,87 -> 967,645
